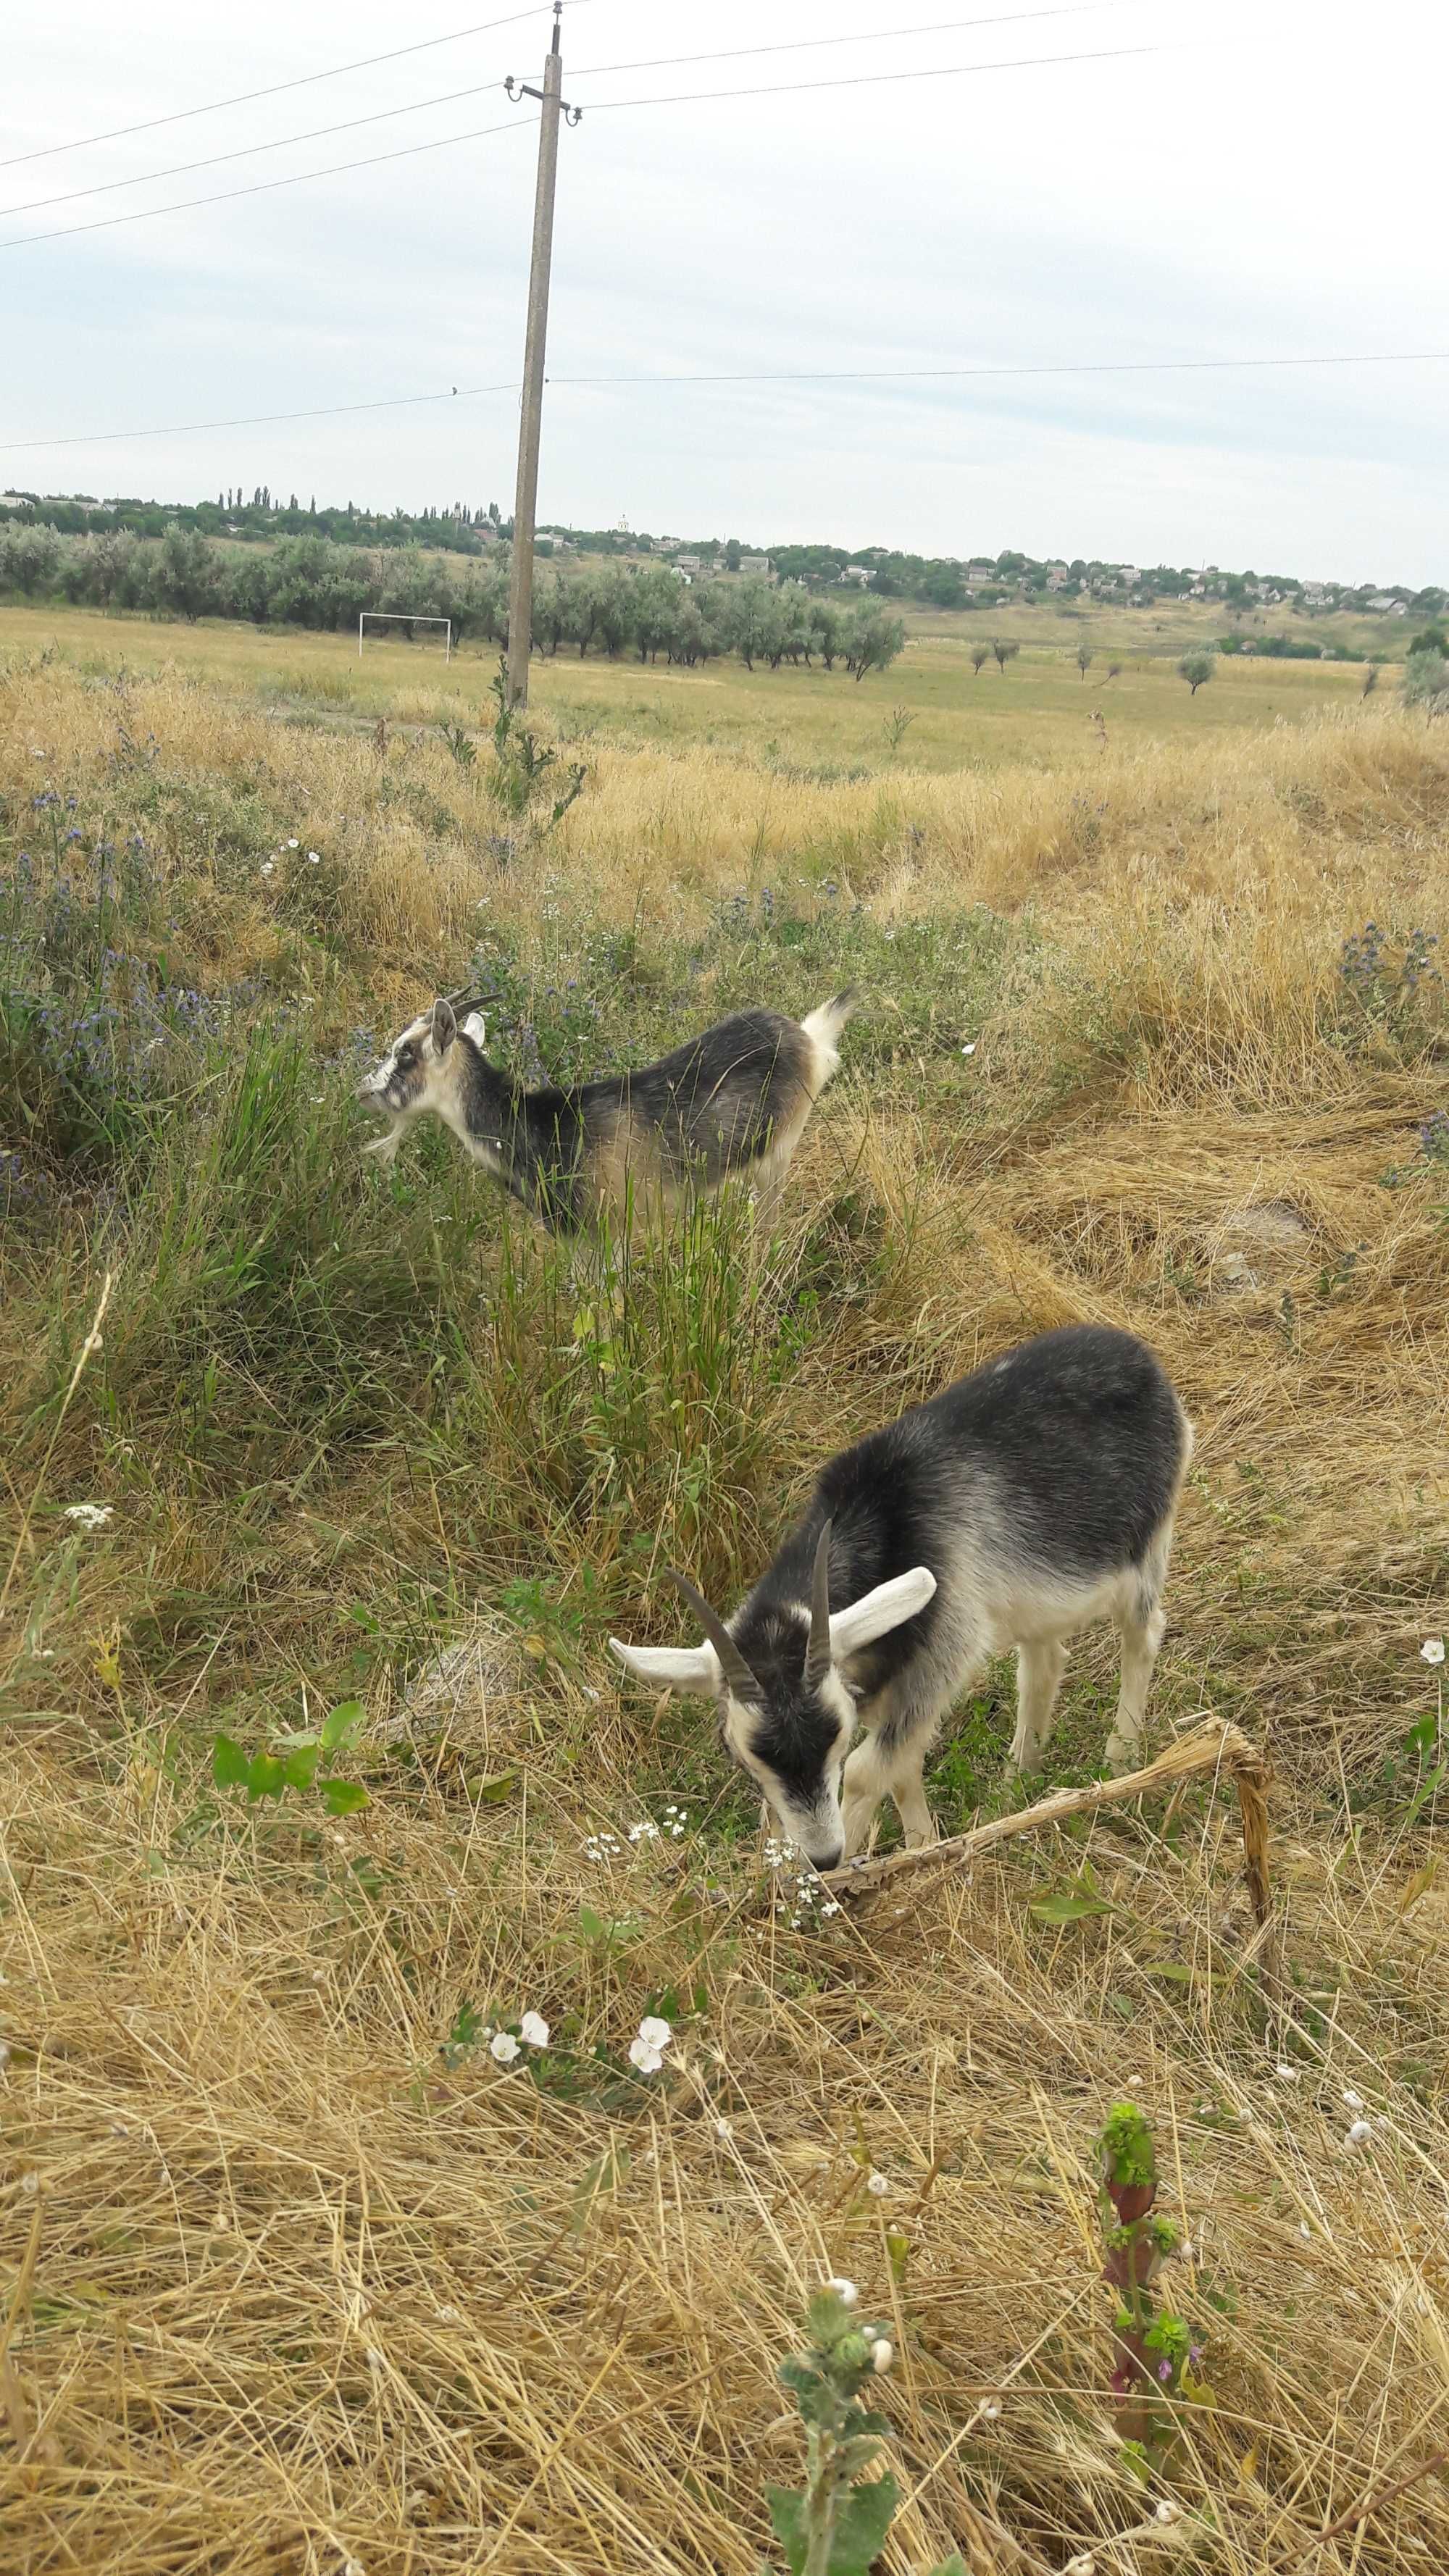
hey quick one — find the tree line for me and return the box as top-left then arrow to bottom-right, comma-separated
0,522 -> 906,679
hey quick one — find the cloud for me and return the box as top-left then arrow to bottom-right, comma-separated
3,0 -> 1445,581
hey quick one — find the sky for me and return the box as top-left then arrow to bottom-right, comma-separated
2,0 -> 1446,582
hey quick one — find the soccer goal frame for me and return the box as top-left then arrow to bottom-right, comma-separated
358,612 -> 452,661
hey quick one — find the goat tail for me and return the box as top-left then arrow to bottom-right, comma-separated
801,987 -> 860,1047
798,986 -> 861,1091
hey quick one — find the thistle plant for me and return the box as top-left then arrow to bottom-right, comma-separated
761,2288 -> 974,2575
766,2281 -> 900,2576
1097,2103 -> 1201,2454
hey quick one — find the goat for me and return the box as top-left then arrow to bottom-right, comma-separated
358,987 -> 859,1234
609,1324 -> 1193,1870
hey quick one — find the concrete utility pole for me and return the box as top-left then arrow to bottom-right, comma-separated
505,5 -> 581,708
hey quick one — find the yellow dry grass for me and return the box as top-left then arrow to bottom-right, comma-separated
3,621 -> 1449,2575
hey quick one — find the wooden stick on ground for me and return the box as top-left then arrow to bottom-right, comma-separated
819,1717 -> 1280,2009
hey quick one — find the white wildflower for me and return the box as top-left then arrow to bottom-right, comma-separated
1274,2061 -> 1299,2083
960,1041 -> 977,1055
1347,2120 -> 1373,2147
1421,1638 -> 1445,1665
638,2015 -> 672,2052
980,2400 -> 1001,2421
488,2032 -> 520,2065
824,2276 -> 858,2306
20,2172 -> 38,2196
1342,2088 -> 1364,2110
260,858 -> 275,877
628,2036 -> 664,2074
519,2012 -> 550,2049
64,1502 -> 114,1531
307,850 -> 321,864
714,2117 -> 734,2140
870,2338 -> 895,2373
1155,2499 -> 1183,2525
287,837 -> 299,849
865,2171 -> 889,2199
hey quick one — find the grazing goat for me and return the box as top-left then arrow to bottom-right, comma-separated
609,1325 -> 1192,1870
358,988 -> 858,1233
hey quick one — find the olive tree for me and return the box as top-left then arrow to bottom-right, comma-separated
845,608 -> 906,683
1403,648 -> 1449,719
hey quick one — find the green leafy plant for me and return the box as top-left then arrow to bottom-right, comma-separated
1097,2102 -> 1203,2455
212,1697 -> 369,1816
766,2283 -> 900,2576
485,660 -> 587,824
760,2286 -> 972,2573
1031,1861 -> 1114,1925
438,719 -> 477,769
1347,1707 -> 1445,1828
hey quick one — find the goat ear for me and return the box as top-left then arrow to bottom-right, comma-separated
608,1636 -> 719,1694
431,997 -> 457,1053
462,1008 -> 488,1047
829,1567 -> 936,1661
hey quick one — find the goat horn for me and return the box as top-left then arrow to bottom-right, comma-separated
804,1518 -> 834,1690
443,984 -> 503,1011
663,1569 -> 760,1704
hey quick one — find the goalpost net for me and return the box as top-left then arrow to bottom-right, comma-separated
358,612 -> 453,661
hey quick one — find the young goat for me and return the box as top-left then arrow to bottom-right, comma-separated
610,1324 -> 1193,1870
358,988 -> 858,1233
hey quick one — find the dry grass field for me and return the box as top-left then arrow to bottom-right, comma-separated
0,595 -> 1379,772
2,606 -> 1448,2576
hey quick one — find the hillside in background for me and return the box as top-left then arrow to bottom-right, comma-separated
2,483 -> 1444,619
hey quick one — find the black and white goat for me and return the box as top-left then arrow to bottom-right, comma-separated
610,1324 -> 1193,1870
358,988 -> 858,1233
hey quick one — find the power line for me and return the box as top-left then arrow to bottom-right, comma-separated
0,115 -> 535,254
0,385 -> 520,452
2,80 -> 511,219
559,351 -> 1449,385
0,4 -> 596,172
571,1 -> 1130,80
6,349 -> 1445,456
583,38 -> 1173,116
2,2 -> 1132,220
0,38 -> 1184,252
